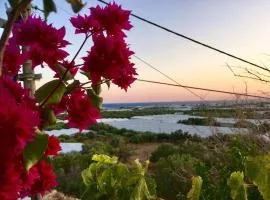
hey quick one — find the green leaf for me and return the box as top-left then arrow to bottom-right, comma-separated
187,176 -> 203,200
66,80 -> 80,94
43,0 -> 57,19
228,171 -> 247,200
81,167 -> 94,186
35,80 -> 66,107
245,154 -> 270,200
130,160 -> 155,200
92,154 -> 118,164
87,88 -> 103,109
42,108 -> 57,127
8,0 -> 20,7
23,131 -> 49,171
54,63 -> 75,81
82,155 -> 157,199
105,79 -> 111,89
92,83 -> 102,95
66,0 -> 85,13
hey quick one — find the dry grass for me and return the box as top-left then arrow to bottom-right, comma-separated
44,190 -> 78,200
127,142 -> 171,162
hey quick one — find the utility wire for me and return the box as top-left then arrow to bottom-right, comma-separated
32,3 -> 270,100
35,3 -> 204,100
136,79 -> 270,100
133,55 -> 204,100
97,0 -> 270,73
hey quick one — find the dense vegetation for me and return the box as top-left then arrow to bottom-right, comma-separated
101,107 -> 182,118
178,117 -> 221,126
47,106 -> 270,199
183,107 -> 269,119
51,123 -> 270,199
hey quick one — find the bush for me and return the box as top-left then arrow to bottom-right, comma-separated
129,134 -> 143,144
46,122 -> 68,130
81,154 -> 157,200
81,141 -> 113,156
150,144 -> 178,162
155,154 -> 204,200
178,117 -> 220,126
52,152 -> 92,197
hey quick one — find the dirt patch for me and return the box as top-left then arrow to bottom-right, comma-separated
127,142 -> 171,162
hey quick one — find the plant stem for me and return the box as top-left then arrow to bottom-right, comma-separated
71,34 -> 90,63
39,35 -> 90,108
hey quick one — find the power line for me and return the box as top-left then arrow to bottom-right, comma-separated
33,3 -> 203,100
136,79 -> 270,100
97,0 -> 270,73
32,3 -> 270,100
32,4 -> 74,17
133,55 -> 204,100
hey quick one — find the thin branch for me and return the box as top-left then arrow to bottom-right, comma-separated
244,67 -> 264,80
40,35 -> 90,108
249,67 -> 270,78
0,0 -> 32,76
71,34 -> 90,63
226,63 -> 270,83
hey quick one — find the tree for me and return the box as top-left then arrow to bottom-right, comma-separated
0,0 -> 136,199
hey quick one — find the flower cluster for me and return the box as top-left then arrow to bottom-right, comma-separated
52,89 -> 101,131
71,3 -> 137,91
0,78 -> 61,199
71,3 -> 132,37
12,16 -> 69,69
1,2 -> 135,199
3,38 -> 25,77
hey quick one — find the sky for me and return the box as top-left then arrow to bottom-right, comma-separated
1,0 -> 270,103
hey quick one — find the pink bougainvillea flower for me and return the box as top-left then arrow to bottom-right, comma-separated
3,38 -> 26,77
0,78 -> 39,153
66,88 -> 100,131
0,159 -> 22,200
91,2 -> 132,37
24,161 -> 57,196
82,34 -> 136,90
70,14 -> 100,35
44,136 -> 62,156
112,66 -> 137,91
71,2 -> 132,37
0,78 -> 40,200
20,164 -> 39,198
12,16 -> 69,68
51,95 -> 69,115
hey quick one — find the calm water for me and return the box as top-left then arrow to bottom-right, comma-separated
102,100 -> 228,110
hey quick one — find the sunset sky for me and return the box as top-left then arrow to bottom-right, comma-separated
1,1 -> 270,103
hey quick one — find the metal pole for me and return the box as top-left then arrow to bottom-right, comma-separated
20,3 -> 36,97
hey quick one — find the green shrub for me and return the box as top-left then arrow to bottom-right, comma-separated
81,141 -> 113,156
81,154 -> 157,200
155,154 -> 204,200
46,122 -> 68,130
178,117 -> 220,126
150,144 -> 178,162
52,152 -> 92,197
